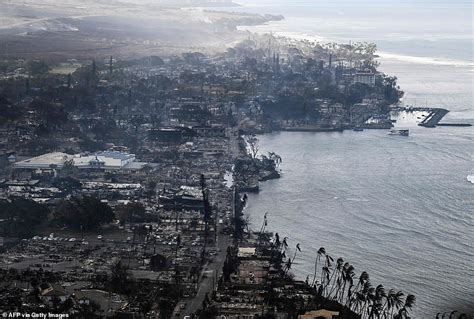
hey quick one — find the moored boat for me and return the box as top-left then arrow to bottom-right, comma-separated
388,129 -> 409,136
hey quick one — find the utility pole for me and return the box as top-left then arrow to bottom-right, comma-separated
109,56 -> 113,75
200,174 -> 211,265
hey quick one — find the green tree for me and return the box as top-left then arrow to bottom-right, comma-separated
54,196 -> 114,230
0,197 -> 50,238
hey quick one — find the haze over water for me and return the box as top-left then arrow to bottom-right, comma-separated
232,0 -> 474,317
231,0 -> 474,119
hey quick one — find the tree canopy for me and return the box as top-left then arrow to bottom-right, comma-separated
54,196 -> 114,230
115,202 -> 146,224
0,197 -> 50,238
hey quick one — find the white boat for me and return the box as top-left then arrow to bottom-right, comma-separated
467,175 -> 474,184
388,129 -> 409,136
467,170 -> 474,184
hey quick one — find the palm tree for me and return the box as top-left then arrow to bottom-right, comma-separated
320,266 -> 331,296
284,243 -> 301,276
292,243 -> 302,262
404,294 -> 416,312
360,284 -> 375,318
381,289 -> 404,319
394,294 -> 416,319
368,284 -> 385,319
321,254 -> 334,296
311,247 -> 326,287
352,291 -> 367,315
333,262 -> 349,301
282,237 -> 289,252
327,257 -> 344,298
284,258 -> 292,274
346,271 -> 369,308
338,263 -> 355,304
274,232 -> 281,247
259,212 -> 268,237
258,212 -> 268,247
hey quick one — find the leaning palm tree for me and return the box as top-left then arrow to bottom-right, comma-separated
284,243 -> 301,276
339,264 -> 355,304
311,247 -> 326,287
394,294 -> 416,319
279,236 -> 289,266
346,271 -> 370,308
284,258 -> 292,274
274,232 -> 281,248
333,262 -> 349,301
258,212 -> 268,243
292,243 -> 302,262
281,237 -> 289,252
320,266 -> 331,296
327,257 -> 344,298
361,284 -> 375,319
352,291 -> 367,315
404,294 -> 416,311
368,284 -> 385,319
381,289 -> 404,319
321,254 -> 334,296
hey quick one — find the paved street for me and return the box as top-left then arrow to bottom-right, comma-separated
179,228 -> 230,317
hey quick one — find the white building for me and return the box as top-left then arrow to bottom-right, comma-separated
14,151 -> 146,171
73,151 -> 136,169
13,152 -> 72,170
353,72 -> 376,87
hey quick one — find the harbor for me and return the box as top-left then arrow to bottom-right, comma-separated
418,108 -> 450,127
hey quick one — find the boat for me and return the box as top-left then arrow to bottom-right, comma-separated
467,174 -> 474,184
353,127 -> 364,131
388,129 -> 409,136
468,169 -> 474,184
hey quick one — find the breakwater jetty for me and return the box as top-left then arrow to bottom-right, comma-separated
437,123 -> 472,127
418,108 -> 449,127
392,106 -> 450,128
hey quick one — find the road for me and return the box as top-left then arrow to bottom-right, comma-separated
176,129 -> 239,318
178,225 -> 231,318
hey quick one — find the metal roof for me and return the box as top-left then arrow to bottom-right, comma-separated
96,151 -> 135,160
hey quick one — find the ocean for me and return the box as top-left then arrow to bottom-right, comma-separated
225,0 -> 474,317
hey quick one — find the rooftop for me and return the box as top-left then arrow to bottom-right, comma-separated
96,151 -> 135,160
14,152 -> 72,169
